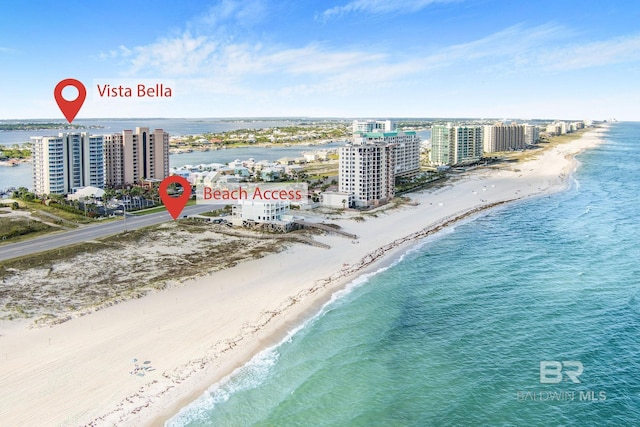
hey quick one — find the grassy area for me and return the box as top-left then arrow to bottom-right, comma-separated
0,224 -> 173,276
128,205 -> 169,216
128,199 -> 197,216
22,200 -> 96,224
0,217 -> 57,245
199,205 -> 233,217
304,161 -> 338,177
0,220 -> 289,325
0,221 -> 216,273
396,173 -> 446,195
0,240 -> 104,273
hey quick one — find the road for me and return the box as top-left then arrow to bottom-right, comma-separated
0,204 -> 221,262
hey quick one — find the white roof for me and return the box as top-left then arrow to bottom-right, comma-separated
74,186 -> 105,197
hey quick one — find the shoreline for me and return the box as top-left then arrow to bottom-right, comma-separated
159,198 -> 524,423
153,125 -> 612,426
0,126 -> 609,426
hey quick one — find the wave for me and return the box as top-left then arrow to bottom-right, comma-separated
167,200 -> 523,425
166,260 -> 401,426
168,220 -> 467,425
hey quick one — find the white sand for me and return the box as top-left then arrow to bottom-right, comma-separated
0,127 -> 608,426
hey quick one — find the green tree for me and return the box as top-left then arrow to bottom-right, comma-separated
102,188 -> 116,205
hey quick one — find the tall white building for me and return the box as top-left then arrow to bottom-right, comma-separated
352,129 -> 420,177
523,125 -> 540,146
352,119 -> 395,133
546,121 -> 568,135
31,133 -> 104,195
339,142 -> 395,208
483,123 -> 526,152
339,120 -> 420,208
430,125 -> 483,166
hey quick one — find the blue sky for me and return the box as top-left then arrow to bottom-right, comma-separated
1,0 -> 639,120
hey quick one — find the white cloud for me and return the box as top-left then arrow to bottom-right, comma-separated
104,21 -> 640,102
188,0 -> 266,34
128,33 -> 218,76
319,0 -> 458,21
418,24 -> 570,70
91,2 -> 640,120
533,34 -> 640,70
97,45 -> 132,61
429,25 -> 640,73
251,45 -> 387,75
113,32 -> 389,79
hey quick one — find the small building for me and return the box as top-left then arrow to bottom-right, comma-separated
228,159 -> 244,169
173,169 -> 191,180
261,167 -> 284,181
67,186 -> 105,201
230,200 -> 298,232
202,171 -> 221,185
303,153 -> 318,162
232,166 -> 250,177
233,200 -> 290,222
322,191 -> 354,209
285,164 -> 305,176
218,175 -> 242,183
277,157 -> 295,165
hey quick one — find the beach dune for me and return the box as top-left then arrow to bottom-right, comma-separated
0,127 -> 607,426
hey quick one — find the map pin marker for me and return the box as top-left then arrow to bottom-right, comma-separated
159,175 -> 192,220
54,78 -> 86,123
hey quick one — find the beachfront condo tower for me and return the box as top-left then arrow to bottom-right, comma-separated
340,120 -> 420,208
104,127 -> 170,188
430,124 -> 483,166
351,121 -> 420,178
31,133 -> 104,195
524,124 -> 540,147
482,123 -> 526,153
339,141 -> 396,208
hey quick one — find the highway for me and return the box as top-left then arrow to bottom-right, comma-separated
0,204 -> 221,262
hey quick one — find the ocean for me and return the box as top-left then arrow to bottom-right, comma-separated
167,122 -> 640,426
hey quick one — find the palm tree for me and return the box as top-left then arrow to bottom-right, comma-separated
103,188 -> 116,206
129,186 -> 143,209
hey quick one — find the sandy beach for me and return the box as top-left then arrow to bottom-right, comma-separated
0,126 -> 608,426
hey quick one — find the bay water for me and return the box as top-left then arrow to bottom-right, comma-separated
3,119 -> 432,191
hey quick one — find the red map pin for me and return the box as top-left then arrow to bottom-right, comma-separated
54,78 -> 86,123
159,175 -> 192,220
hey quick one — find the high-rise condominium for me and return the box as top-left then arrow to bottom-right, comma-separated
430,125 -> 483,166
104,127 -> 170,188
483,123 -> 526,153
339,142 -> 395,208
339,120 -> 420,208
31,132 -> 104,195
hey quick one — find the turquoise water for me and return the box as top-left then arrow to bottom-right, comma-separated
168,122 -> 640,426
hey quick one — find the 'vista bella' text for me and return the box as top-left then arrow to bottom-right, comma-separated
97,84 -> 172,98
